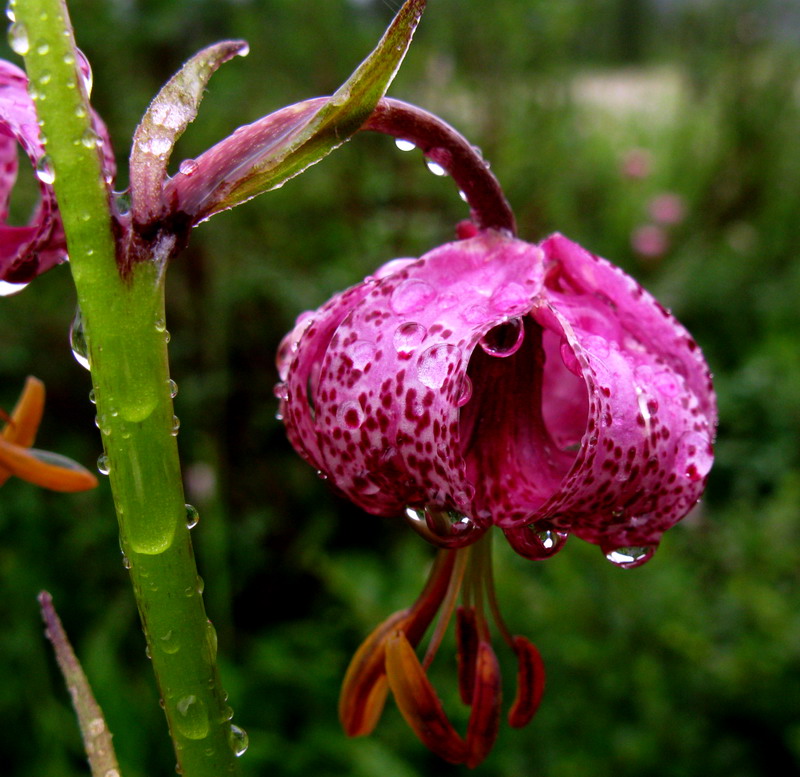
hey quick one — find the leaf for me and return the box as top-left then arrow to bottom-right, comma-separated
166,0 -> 427,223
129,40 -> 249,225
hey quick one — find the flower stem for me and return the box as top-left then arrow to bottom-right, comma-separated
14,1 -> 241,775
363,98 -> 517,235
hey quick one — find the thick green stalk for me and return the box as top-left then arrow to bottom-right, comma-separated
14,1 -> 242,775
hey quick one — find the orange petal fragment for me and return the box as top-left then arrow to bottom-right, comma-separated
465,641 -> 502,768
0,376 -> 45,486
0,440 -> 98,492
508,635 -> 545,728
339,609 -> 410,736
456,606 -> 479,705
385,630 -> 467,765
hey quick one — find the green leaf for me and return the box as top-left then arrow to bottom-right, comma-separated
167,0 -> 426,222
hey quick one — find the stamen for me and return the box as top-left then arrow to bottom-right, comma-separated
456,607 -> 479,704
465,641 -> 502,768
422,547 -> 469,668
508,636 -> 546,728
385,630 -> 468,765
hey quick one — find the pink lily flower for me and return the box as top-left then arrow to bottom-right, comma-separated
276,227 -> 717,766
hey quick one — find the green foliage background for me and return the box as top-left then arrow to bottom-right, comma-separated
1,1 -> 799,775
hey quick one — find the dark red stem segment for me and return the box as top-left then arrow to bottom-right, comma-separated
363,98 -> 517,235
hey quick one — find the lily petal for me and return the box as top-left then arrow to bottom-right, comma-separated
465,641 -> 502,768
507,636 -> 545,728
0,439 -> 98,492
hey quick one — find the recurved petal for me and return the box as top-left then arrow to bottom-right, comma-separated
307,232 -> 545,521
0,58 -> 114,283
513,233 -> 717,549
0,440 -> 98,492
507,635 -> 545,728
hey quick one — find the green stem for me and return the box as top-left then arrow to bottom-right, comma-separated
14,1 -> 242,775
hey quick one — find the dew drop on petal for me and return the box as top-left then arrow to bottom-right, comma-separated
480,317 -> 524,357
604,545 -> 655,569
417,343 -> 459,389
455,374 -> 473,407
390,279 -> 436,315
338,401 -> 364,429
677,431 -> 714,482
393,321 -> 427,356
179,158 -> 198,176
350,340 -> 377,370
490,283 -> 530,315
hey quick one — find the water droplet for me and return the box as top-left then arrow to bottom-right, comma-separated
0,280 -> 29,296
8,21 -> 28,54
228,724 -> 249,757
195,576 -> 204,595
479,317 -> 524,357
350,340 -> 376,370
97,454 -> 110,475
114,191 -> 131,215
185,504 -> 199,529
37,70 -> 51,86
168,379 -> 178,398
677,431 -> 714,482
159,629 -> 180,654
121,553 -> 131,569
455,374 -> 473,407
395,138 -> 415,152
404,505 -> 483,548
35,155 -> 55,184
178,158 -> 198,176
88,389 -> 96,404
604,545 -> 655,569
87,717 -> 106,737
393,321 -> 427,356
80,128 -> 101,149
390,278 -> 436,315
145,645 -> 152,660
458,189 -> 469,202
337,402 -> 364,429
171,415 -> 180,436
154,317 -> 166,333
175,695 -> 210,740
36,41 -> 49,55
490,283 -> 530,315
425,158 -> 447,176
6,4 -> 16,22
417,343 -> 460,390
69,308 -> 90,369
206,619 -> 218,659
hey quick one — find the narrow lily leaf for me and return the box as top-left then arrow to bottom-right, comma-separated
129,40 -> 249,226
0,439 -> 98,492
385,631 -> 468,765
167,0 -> 426,223
39,592 -> 121,777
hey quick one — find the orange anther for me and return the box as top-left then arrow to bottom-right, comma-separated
385,630 -> 467,765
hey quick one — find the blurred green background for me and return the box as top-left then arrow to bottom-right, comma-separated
2,0 -> 799,775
